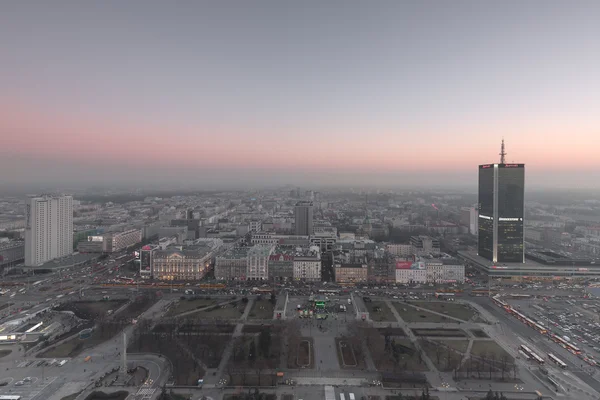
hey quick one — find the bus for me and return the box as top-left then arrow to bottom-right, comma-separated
518,349 -> 531,360
548,353 -> 567,369
319,289 -> 341,296
550,334 -> 581,354
116,276 -> 134,284
435,292 -> 455,300
519,345 -> 545,364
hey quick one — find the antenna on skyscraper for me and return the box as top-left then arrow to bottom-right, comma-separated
499,138 -> 507,164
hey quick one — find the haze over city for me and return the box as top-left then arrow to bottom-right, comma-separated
1,1 -> 600,189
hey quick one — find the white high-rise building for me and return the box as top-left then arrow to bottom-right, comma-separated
25,195 -> 73,266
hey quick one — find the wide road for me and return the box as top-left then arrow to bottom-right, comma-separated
472,296 -> 600,393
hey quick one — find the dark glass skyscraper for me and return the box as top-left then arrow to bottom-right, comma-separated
478,155 -> 525,263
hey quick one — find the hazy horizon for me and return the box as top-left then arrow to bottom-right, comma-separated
2,1 -> 599,188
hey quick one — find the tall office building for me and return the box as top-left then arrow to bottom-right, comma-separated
25,195 -> 73,266
294,201 -> 314,236
478,141 -> 525,263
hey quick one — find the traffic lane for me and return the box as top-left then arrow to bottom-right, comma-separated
480,300 -> 600,393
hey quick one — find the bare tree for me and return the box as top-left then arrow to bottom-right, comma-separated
500,355 -> 508,380
489,352 -> 497,380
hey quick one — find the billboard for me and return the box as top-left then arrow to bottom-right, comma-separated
396,261 -> 413,269
140,250 -> 152,272
88,236 -> 104,242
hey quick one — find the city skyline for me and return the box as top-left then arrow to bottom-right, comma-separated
2,1 -> 600,188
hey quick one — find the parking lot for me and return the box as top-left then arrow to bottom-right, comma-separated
0,375 -> 58,400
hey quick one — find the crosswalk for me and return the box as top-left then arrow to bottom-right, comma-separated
135,387 -> 156,399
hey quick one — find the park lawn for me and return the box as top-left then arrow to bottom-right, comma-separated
166,298 -> 218,316
191,302 -> 244,320
410,301 -> 477,321
365,301 -> 397,322
392,303 -> 449,323
471,340 -> 513,361
248,299 -> 274,320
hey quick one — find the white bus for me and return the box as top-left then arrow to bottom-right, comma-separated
519,345 -> 544,364
548,353 -> 567,369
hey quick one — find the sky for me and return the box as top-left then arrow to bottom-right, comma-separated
1,1 -> 600,189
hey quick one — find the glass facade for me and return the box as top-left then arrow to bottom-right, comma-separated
478,166 -> 495,260
478,164 -> 525,263
497,165 -> 525,262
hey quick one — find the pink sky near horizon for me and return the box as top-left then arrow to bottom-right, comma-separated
2,101 -> 600,174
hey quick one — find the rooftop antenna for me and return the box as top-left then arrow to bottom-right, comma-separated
499,138 -> 507,164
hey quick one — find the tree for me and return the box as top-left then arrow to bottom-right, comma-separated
500,355 -> 509,380
258,329 -> 272,358
248,340 -> 257,365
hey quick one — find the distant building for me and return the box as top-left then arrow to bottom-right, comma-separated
152,245 -> 212,280
294,201 -> 314,236
386,244 -> 413,257
215,247 -> 249,280
249,220 -> 262,233
310,232 -> 337,252
460,207 -> 478,235
0,241 -> 25,270
478,142 -> 525,263
25,195 -> 73,266
335,263 -> 368,283
251,232 -> 310,246
77,236 -> 104,253
410,236 -> 440,256
103,229 -> 142,253
293,247 -> 321,281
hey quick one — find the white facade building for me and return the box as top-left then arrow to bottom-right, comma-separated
246,245 -> 274,280
395,263 -> 427,284
425,262 -> 465,284
293,248 -> 321,281
25,195 -> 73,266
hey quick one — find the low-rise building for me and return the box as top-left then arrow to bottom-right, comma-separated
247,245 -> 274,280
335,263 -> 368,283
410,235 -> 440,256
395,261 -> 427,284
310,233 -> 337,252
367,252 -> 396,283
152,244 -> 212,281
293,247 -> 321,281
0,241 -> 25,270
215,247 -> 250,280
103,229 -> 142,253
268,252 -> 294,282
386,244 -> 413,257
424,260 -> 465,284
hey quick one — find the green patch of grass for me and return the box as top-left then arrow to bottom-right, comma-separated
248,299 -> 274,320
166,298 -> 218,316
411,301 -> 477,321
471,340 -> 513,361
365,301 -> 397,322
392,303 -> 450,323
